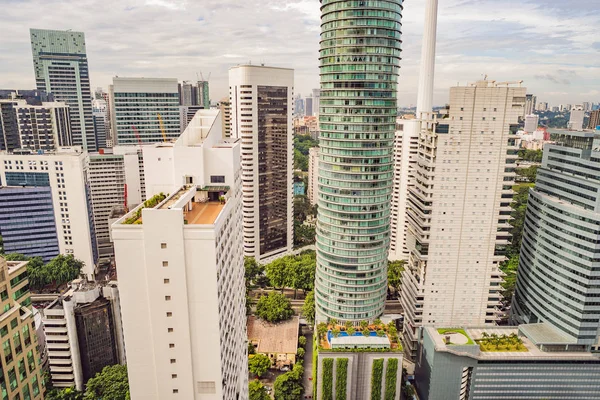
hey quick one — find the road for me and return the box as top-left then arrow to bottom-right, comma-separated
302,330 -> 314,399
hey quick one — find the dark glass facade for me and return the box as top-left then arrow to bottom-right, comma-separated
257,86 -> 289,255
0,187 -> 59,262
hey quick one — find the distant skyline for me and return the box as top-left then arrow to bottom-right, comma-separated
1,0 -> 599,106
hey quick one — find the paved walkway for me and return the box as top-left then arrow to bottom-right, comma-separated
302,331 -> 314,399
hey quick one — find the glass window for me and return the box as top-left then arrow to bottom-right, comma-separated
31,376 -> 39,397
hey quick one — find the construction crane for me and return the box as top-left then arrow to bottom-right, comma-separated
156,113 -> 167,142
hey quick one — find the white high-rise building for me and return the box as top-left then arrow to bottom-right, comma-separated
390,0 -> 437,262
0,148 -> 98,278
308,147 -> 319,206
401,80 -> 525,360
229,65 -> 294,262
569,105 -> 585,130
536,101 -> 548,112
112,145 -> 147,208
111,110 -> 248,400
524,114 -> 539,133
312,88 -> 321,116
42,280 -> 125,390
524,94 -> 536,117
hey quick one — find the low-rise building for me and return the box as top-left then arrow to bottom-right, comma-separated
41,279 -> 125,390
416,325 -> 600,400
247,315 -> 299,368
0,256 -> 45,399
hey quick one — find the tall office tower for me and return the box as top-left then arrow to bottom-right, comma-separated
294,94 -> 305,117
30,29 -> 96,151
390,0 -> 437,262
86,153 -> 126,264
197,80 -> 210,108
524,114 -> 539,132
0,150 -> 98,279
92,99 -> 108,149
42,280 -> 125,390
109,77 -> 180,145
0,186 -> 60,261
0,99 -> 71,152
569,105 -> 585,130
312,88 -> 321,116
218,98 -> 231,138
582,101 -> 592,111
401,80 -> 525,360
229,65 -> 294,261
588,109 -> 600,129
0,256 -> 45,400
179,81 -> 194,106
308,147 -> 319,206
112,110 -> 248,400
523,94 -> 536,118
314,0 -> 403,322
305,95 -> 313,117
512,127 -> 600,351
536,101 -> 548,112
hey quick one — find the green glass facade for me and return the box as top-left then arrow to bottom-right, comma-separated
315,0 -> 403,321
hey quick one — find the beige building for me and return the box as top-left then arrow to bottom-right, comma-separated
401,80 -> 525,360
308,147 -> 319,206
0,256 -> 45,399
247,316 -> 299,368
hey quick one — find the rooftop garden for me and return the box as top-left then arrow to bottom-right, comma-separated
122,193 -> 167,225
316,319 -> 402,352
437,328 -> 474,345
477,332 -> 527,352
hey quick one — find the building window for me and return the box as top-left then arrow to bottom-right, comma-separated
162,261 -> 168,267
169,343 -> 175,348
166,312 -> 172,317
161,243 -> 167,249
173,389 -> 178,394
164,279 -> 170,284
170,359 -> 176,364
168,328 -> 173,333
165,296 -> 171,301
172,374 -> 177,379
210,175 -> 225,183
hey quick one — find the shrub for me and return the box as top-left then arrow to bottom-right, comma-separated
297,347 -> 305,358
362,328 -> 371,337
335,358 -> 348,400
384,358 -> 399,400
322,358 -> 334,400
298,336 -> 307,347
371,359 -> 384,400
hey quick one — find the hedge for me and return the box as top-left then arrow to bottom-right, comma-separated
371,359 -> 384,400
322,358 -> 334,400
335,358 -> 348,400
384,358 -> 399,400
313,338 -> 319,399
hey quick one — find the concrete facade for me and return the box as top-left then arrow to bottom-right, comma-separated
229,65 -> 294,262
308,147 -> 319,206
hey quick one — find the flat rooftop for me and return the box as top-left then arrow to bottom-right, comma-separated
6,260 -> 28,275
247,315 -> 299,355
184,202 -> 224,225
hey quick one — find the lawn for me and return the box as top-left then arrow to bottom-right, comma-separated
437,328 -> 475,345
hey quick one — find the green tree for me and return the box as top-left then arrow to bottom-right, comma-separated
274,362 -> 304,399
47,255 -> 83,286
264,258 -> 289,292
248,354 -> 271,378
516,165 -> 539,182
500,254 -> 520,303
402,383 -> 416,399
387,260 -> 405,290
302,291 -> 315,325
248,342 -> 256,355
249,380 -> 270,400
46,387 -> 84,400
0,235 -> 4,254
256,292 -> 294,323
245,257 -> 264,288
297,347 -> 305,358
294,148 -> 308,171
84,365 -> 130,400
298,336 -> 307,347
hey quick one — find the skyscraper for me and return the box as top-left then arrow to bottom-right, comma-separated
401,80 -> 525,359
512,127 -> 600,351
588,109 -> 600,129
524,94 -> 536,117
229,65 -> 294,261
197,80 -> 210,108
30,29 -> 96,151
112,110 -> 248,399
569,105 -> 585,130
109,77 -> 180,145
314,0 -> 403,322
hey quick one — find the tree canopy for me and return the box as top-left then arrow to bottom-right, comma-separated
248,354 -> 271,378
249,380 -> 270,400
302,291 -> 315,325
274,362 -> 304,399
517,149 -> 543,163
84,365 -> 130,400
2,253 -> 82,290
387,260 -> 405,290
45,388 -> 83,400
264,251 -> 316,298
255,292 -> 294,323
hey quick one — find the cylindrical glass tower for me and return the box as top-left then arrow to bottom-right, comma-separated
315,0 -> 403,322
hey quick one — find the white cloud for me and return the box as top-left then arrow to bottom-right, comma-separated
0,0 -> 598,106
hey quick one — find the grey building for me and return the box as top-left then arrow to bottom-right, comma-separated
0,186 -> 60,262
109,77 -> 180,145
30,29 -> 96,151
512,128 -> 600,350
416,326 -> 600,400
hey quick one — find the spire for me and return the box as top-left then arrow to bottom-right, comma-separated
416,0 -> 439,117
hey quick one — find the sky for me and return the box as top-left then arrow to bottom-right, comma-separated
1,0 -> 599,107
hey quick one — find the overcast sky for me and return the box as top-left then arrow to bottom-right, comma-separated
1,0 -> 599,106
